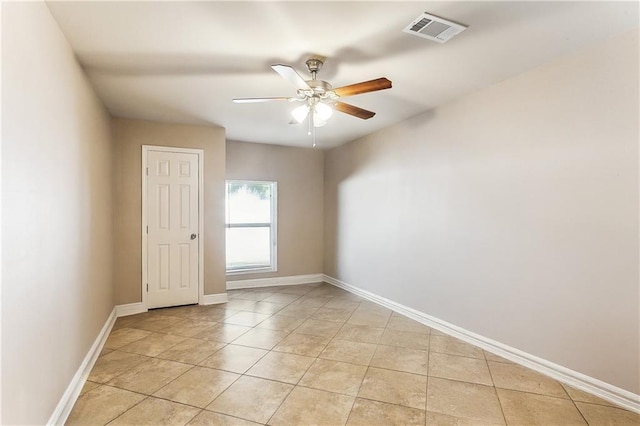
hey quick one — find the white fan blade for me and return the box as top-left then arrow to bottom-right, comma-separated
233,97 -> 293,103
271,65 -> 311,90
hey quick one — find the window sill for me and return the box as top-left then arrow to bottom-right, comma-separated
226,267 -> 277,276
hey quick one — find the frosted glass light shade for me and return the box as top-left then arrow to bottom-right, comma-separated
291,104 -> 309,123
315,102 -> 333,121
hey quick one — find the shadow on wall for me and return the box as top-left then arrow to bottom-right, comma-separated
323,108 -> 436,276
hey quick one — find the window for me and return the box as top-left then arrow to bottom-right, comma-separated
225,180 -> 277,274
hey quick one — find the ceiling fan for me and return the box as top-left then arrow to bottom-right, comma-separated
233,57 -> 392,146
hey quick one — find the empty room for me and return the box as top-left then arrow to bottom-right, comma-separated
1,1 -> 639,425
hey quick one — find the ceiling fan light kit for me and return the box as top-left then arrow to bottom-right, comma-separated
233,57 -> 392,147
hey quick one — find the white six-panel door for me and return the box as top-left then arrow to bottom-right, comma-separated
146,149 -> 200,308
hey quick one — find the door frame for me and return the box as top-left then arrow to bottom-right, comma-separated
141,145 -> 205,309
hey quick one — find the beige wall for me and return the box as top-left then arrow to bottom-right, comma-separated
112,118 -> 226,304
324,30 -> 639,393
1,3 -> 114,424
226,140 -> 324,282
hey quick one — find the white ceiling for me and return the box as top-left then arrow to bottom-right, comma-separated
46,1 -> 638,149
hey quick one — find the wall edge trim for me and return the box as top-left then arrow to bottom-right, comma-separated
201,293 -> 229,305
47,308 -> 117,425
226,273 -> 324,290
322,274 -> 640,413
115,302 -> 147,317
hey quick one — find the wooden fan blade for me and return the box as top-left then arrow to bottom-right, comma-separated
333,77 -> 392,97
334,102 -> 376,119
271,64 -> 311,90
233,97 -> 292,103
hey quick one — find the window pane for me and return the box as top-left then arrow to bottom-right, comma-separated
226,227 -> 271,270
226,182 -> 271,224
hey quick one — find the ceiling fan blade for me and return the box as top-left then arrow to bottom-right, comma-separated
333,78 -> 392,97
334,102 -> 376,120
233,97 -> 293,103
271,64 -> 311,90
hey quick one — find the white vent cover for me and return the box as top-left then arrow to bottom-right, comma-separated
403,12 -> 467,43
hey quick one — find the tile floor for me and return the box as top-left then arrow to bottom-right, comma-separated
67,282 -> 638,425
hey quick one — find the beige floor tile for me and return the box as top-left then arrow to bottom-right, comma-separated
299,358 -> 367,396
113,314 -> 146,330
359,301 -> 392,313
575,401 -> 640,425
311,307 -> 354,323
109,397 -> 200,426
156,338 -> 225,365
497,388 -> 586,425
358,367 -> 427,410
488,361 -> 568,398
276,284 -> 317,295
207,376 -> 293,423
100,347 -> 113,357
79,380 -> 100,396
430,328 -> 448,336
483,350 -> 513,364
347,398 -> 426,426
292,296 -> 333,308
319,339 -> 377,365
429,352 -> 493,385
348,309 -> 391,327
269,386 -> 354,426
273,333 -> 331,357
222,299 -> 259,311
118,332 -> 187,357
163,318 -> 217,337
294,318 -> 343,338
132,314 -> 184,332
241,300 -> 287,315
88,351 -> 150,383
336,323 -> 385,344
193,323 -> 251,343
154,366 -> 239,408
429,335 -> 484,359
277,303 -> 320,317
246,351 -> 315,384
153,305 -> 202,318
107,358 -> 192,394
187,410 -> 261,426
188,307 -> 239,322
323,299 -> 360,311
263,293 -> 302,304
427,377 -> 505,424
256,315 -> 305,332
104,328 -> 153,349
386,316 -> 431,334
228,290 -> 276,301
231,327 -> 288,350
562,384 -> 618,407
223,311 -> 271,327
425,411 -> 504,425
371,344 -> 429,375
199,344 -> 267,374
307,287 -> 350,298
379,329 -> 429,350
66,385 -> 146,426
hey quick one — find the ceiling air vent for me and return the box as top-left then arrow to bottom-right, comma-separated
403,12 -> 467,43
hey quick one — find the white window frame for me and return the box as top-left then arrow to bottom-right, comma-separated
225,180 -> 277,275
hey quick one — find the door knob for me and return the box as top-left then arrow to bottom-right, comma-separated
190,233 -> 197,240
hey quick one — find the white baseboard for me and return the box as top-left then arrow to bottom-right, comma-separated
226,273 -> 324,290
47,308 -> 117,425
115,302 -> 146,317
323,274 -> 640,413
201,292 -> 229,305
